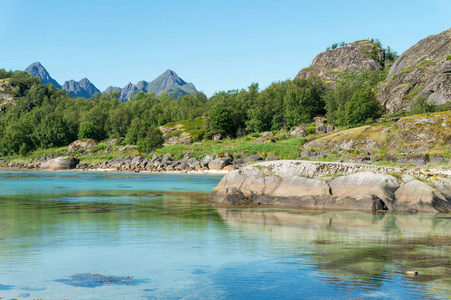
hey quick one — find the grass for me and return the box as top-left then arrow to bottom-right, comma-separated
446,55 -> 451,61
404,86 -> 423,100
399,66 -> 413,75
156,136 -> 307,160
417,60 -> 433,68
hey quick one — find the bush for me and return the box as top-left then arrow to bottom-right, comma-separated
137,127 -> 165,153
409,95 -> 435,114
344,88 -> 382,125
78,121 -> 96,139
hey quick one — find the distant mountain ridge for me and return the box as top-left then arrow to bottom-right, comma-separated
62,78 -> 101,98
25,62 -> 198,100
104,69 -> 198,102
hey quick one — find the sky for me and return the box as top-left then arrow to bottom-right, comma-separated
0,0 -> 449,97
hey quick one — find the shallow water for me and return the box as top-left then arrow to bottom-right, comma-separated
0,170 -> 450,299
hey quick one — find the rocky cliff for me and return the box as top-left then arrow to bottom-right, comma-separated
295,40 -> 385,86
62,78 -> 101,98
209,160 -> 451,214
378,28 -> 451,113
25,62 -> 61,89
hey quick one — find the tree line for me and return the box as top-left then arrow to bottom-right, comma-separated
0,57 -> 394,157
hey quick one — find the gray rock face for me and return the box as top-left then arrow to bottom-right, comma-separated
296,40 -> 384,86
40,157 -> 79,170
25,62 -> 61,89
209,160 -> 451,213
62,78 -> 101,98
378,28 -> 451,113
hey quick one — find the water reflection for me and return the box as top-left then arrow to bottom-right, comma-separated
216,208 -> 451,298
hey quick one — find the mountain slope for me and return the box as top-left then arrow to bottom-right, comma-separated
25,62 -> 62,89
62,78 -> 101,98
377,28 -> 451,113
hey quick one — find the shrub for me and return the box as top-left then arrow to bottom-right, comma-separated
409,95 -> 435,114
344,88 -> 382,125
137,127 -> 165,153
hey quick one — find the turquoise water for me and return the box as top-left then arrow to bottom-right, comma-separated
0,170 -> 450,299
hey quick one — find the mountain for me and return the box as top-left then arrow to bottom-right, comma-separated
149,69 -> 197,96
295,40 -> 385,86
377,28 -> 451,113
25,62 -> 61,89
105,69 -> 198,102
103,86 -> 122,94
62,78 -> 101,98
25,63 -> 198,101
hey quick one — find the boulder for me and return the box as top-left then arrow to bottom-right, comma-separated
67,139 -> 97,153
40,157 -> 79,170
289,126 -> 307,137
394,180 -> 451,213
329,172 -> 399,203
208,159 -> 226,170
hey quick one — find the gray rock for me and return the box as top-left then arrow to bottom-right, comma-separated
40,157 -> 79,170
394,180 -> 451,213
296,40 -> 384,87
68,139 -> 97,153
201,155 -> 214,167
261,131 -> 274,138
289,126 -> 307,137
329,172 -> 399,204
378,28 -> 451,113
208,159 -> 226,170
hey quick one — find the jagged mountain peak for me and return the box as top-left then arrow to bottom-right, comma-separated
62,77 -> 100,98
25,62 -> 61,89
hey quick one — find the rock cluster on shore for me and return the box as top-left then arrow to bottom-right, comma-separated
1,151 -> 272,172
209,160 -> 451,214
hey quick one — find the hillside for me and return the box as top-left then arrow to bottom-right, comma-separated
378,28 -> 451,113
295,40 -> 385,86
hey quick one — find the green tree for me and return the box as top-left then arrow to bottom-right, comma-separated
344,88 -> 382,125
78,121 -> 96,139
137,127 -> 164,153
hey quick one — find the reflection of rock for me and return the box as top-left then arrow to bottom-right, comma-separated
209,160 -> 451,213
215,207 -> 451,296
40,157 -> 79,170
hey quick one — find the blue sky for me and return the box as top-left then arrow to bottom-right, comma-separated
0,0 -> 449,96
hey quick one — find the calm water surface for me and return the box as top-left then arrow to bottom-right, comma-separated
0,170 -> 450,299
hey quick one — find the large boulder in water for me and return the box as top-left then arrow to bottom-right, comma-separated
68,138 -> 97,153
41,157 -> 80,170
209,160 -> 451,213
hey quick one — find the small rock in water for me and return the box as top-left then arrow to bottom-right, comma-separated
406,270 -> 418,276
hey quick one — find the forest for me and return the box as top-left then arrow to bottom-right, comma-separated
0,46 -> 430,158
